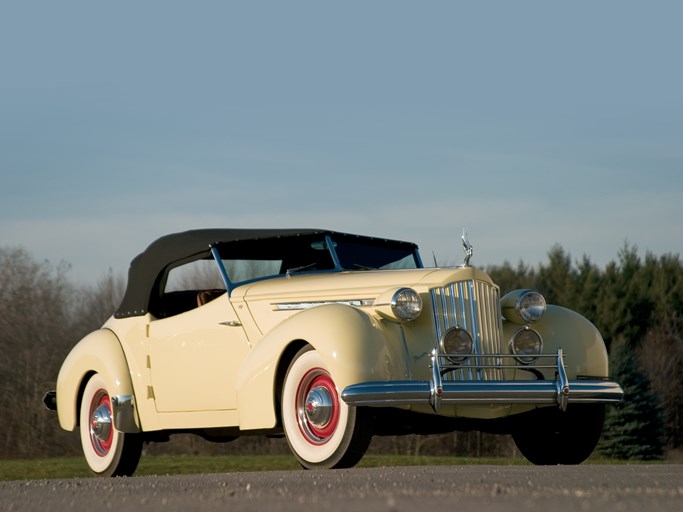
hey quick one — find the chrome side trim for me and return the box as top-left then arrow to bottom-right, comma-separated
273,299 -> 374,311
399,326 -> 413,379
111,395 -> 140,433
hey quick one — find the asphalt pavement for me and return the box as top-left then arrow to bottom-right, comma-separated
2,464 -> 682,512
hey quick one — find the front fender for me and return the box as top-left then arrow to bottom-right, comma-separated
504,305 -> 609,379
235,304 -> 397,430
55,328 -> 139,432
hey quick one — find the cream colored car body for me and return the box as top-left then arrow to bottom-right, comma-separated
54,263 -> 610,435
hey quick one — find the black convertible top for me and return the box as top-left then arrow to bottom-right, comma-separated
114,228 -> 417,318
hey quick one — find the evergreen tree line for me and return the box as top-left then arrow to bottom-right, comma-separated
1,243 -> 680,460
486,243 -> 682,458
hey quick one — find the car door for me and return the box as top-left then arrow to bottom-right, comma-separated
147,263 -> 251,413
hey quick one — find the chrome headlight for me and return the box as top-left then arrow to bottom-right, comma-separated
501,289 -> 546,324
510,326 -> 543,364
374,287 -> 422,322
440,326 -> 474,363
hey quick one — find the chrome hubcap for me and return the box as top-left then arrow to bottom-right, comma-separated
88,390 -> 114,457
91,404 -> 112,442
305,386 -> 333,428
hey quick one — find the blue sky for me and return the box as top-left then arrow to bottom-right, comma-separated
1,1 -> 682,284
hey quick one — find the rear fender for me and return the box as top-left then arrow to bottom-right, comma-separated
55,329 -> 139,432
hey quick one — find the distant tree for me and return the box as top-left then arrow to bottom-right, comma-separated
638,314 -> 683,450
74,269 -> 127,332
599,340 -> 666,460
165,259 -> 224,292
479,243 -> 683,458
0,247 -> 81,458
641,252 -> 683,328
570,255 -> 602,323
636,252 -> 683,449
536,244 -> 576,307
596,244 -> 656,349
486,260 -> 537,295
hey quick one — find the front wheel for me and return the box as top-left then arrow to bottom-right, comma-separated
281,346 -> 373,469
79,374 -> 142,476
512,404 -> 605,465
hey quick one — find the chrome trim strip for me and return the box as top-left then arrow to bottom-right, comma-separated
111,395 -> 139,433
438,353 -> 560,371
399,326 -> 413,379
273,299 -> 374,311
467,280 -> 482,379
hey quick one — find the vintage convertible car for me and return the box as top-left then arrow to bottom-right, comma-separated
44,228 -> 623,476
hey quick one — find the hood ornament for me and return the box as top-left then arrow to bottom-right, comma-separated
461,229 -> 473,267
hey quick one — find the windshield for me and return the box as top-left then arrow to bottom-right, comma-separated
214,233 -> 421,289
333,238 -> 419,270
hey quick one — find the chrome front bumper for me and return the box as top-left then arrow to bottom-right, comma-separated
341,349 -> 624,413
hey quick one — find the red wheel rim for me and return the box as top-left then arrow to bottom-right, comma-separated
295,368 -> 340,445
89,389 -> 114,456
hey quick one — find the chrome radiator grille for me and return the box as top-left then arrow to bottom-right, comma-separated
430,280 -> 504,381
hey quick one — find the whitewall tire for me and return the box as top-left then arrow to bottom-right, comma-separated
281,346 -> 373,469
79,374 -> 142,476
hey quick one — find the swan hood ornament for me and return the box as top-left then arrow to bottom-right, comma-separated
461,229 -> 473,267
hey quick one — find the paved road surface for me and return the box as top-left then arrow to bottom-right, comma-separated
2,465 -> 682,512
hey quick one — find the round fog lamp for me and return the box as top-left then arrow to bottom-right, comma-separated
510,327 -> 543,364
440,327 -> 474,363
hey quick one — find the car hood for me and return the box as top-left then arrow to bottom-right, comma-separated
231,266 -> 497,335
235,267 -> 494,301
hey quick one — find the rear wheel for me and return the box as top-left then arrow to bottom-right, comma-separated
79,374 -> 142,476
512,404 -> 605,465
281,346 -> 373,469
